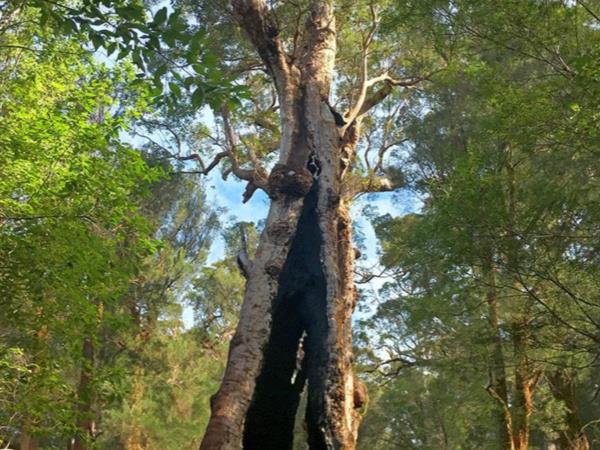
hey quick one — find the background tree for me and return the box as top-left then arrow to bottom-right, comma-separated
358,1 -> 600,449
0,38 -> 159,449
0,3 -> 224,448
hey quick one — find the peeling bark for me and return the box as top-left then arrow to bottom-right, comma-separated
199,196 -> 305,450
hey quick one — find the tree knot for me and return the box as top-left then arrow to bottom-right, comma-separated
267,164 -> 314,199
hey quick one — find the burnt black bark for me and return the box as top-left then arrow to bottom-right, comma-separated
243,183 -> 328,450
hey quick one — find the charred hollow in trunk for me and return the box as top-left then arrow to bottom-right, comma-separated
243,182 -> 329,450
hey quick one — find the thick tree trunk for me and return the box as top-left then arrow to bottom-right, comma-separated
200,108 -> 361,450
200,2 -> 363,449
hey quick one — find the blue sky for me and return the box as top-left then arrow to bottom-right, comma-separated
180,171 -> 421,328
205,173 -> 270,264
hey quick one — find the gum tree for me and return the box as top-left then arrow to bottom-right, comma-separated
176,1 -> 438,449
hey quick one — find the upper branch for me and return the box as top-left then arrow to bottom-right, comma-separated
136,112 -> 268,203
221,106 -> 269,203
577,0 -> 600,23
343,2 -> 379,127
358,73 -> 431,117
231,0 -> 292,95
297,0 -> 336,93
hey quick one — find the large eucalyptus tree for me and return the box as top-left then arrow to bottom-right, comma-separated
175,1 -> 436,449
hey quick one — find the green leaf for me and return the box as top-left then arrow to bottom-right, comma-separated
132,50 -> 144,70
163,30 -> 177,47
191,87 -> 204,109
117,47 -> 129,60
91,33 -> 103,51
154,65 -> 168,79
106,42 -> 117,56
61,19 -> 77,34
154,7 -> 168,26
169,82 -> 181,97
183,76 -> 195,88
116,5 -> 144,21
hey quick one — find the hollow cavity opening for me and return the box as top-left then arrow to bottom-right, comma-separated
243,184 -> 329,450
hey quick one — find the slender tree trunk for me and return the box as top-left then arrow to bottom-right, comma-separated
123,300 -> 150,450
19,429 -> 38,450
200,2 -> 364,449
504,145 -> 536,450
432,405 -> 449,450
124,366 -> 145,450
548,370 -> 590,450
511,320 -> 533,450
415,397 -> 430,449
72,337 -> 95,450
21,317 -> 45,450
482,255 -> 514,450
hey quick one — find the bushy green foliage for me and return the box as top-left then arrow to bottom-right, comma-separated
3,1 -> 600,449
358,1 -> 600,448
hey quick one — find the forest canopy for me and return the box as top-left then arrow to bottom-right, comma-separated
1,1 -> 600,449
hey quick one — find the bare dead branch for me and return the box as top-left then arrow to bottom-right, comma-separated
374,139 -> 407,174
363,132 -> 374,172
221,106 -> 270,202
203,151 -> 229,174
